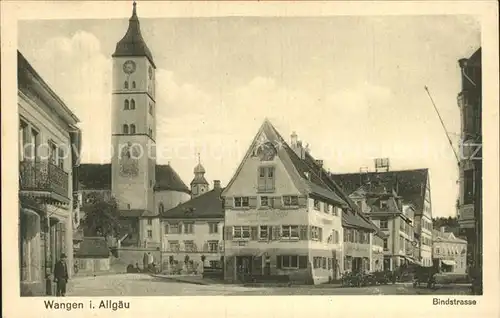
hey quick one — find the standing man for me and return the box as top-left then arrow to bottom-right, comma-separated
54,253 -> 69,296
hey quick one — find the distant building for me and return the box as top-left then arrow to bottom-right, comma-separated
161,176 -> 224,273
457,47 -> 482,284
333,167 -> 434,267
221,120 -> 379,285
432,227 -> 467,274
18,51 -> 81,295
350,183 -> 416,271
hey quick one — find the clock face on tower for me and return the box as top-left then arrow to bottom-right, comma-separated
123,60 -> 136,74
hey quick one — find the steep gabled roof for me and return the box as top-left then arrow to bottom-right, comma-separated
162,187 -> 224,219
332,169 -> 429,215
221,119 -> 376,231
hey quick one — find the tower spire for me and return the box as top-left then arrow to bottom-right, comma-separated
132,1 -> 137,17
197,152 -> 201,165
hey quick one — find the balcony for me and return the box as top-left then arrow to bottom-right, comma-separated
19,161 -> 70,204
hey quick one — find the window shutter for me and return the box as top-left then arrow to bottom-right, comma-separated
224,197 -> 233,208
308,226 -> 312,240
269,226 -> 274,241
319,228 -> 323,242
249,196 -> 258,208
298,196 -> 307,207
203,242 -> 208,252
276,256 -> 282,269
299,225 -> 308,240
267,167 -> 276,191
273,197 -> 282,209
178,224 -> 182,234
164,223 -> 169,234
225,226 -> 233,240
250,226 -> 258,240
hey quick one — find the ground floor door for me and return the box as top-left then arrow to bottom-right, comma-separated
236,256 -> 252,281
264,256 -> 271,276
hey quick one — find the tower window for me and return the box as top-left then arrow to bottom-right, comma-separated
124,100 -> 129,110
124,81 -> 129,89
122,124 -> 129,134
130,124 -> 136,134
130,99 -> 135,110
132,81 -> 136,89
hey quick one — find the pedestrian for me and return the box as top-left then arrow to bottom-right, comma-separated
54,253 -> 69,296
143,252 -> 148,271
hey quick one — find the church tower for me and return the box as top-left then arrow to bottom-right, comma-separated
190,154 -> 209,198
111,1 -> 156,217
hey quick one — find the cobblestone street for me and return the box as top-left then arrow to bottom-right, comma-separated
66,274 -> 472,296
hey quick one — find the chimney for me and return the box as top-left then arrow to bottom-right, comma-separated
291,131 -> 298,147
315,160 -> 323,167
213,180 -> 221,189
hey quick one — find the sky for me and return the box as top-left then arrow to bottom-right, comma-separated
17,9 -> 481,218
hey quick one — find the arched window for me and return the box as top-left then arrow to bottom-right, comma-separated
130,99 -> 135,110
132,81 -> 136,89
124,81 -> 129,89
159,203 -> 164,214
130,124 -> 136,134
124,100 -> 129,110
122,124 -> 129,134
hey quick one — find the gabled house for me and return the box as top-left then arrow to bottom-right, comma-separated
432,227 -> 467,274
332,168 -> 434,267
221,119 -> 379,284
350,183 -> 417,270
161,179 -> 225,274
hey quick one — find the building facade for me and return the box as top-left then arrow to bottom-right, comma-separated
350,184 -> 416,271
18,51 -> 81,295
77,3 -> 191,258
432,227 -> 467,274
333,167 -> 434,267
161,177 -> 224,273
222,120 -> 378,285
456,48 -> 482,294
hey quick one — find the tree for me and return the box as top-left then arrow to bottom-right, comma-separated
80,196 -> 121,238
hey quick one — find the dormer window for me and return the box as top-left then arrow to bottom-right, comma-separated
380,200 -> 388,209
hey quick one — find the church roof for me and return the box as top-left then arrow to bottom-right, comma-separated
194,163 -> 206,174
155,164 -> 190,194
112,2 -> 155,68
161,187 -> 224,219
191,174 -> 209,186
78,163 -> 190,194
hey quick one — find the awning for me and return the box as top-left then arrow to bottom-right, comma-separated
442,260 -> 456,266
